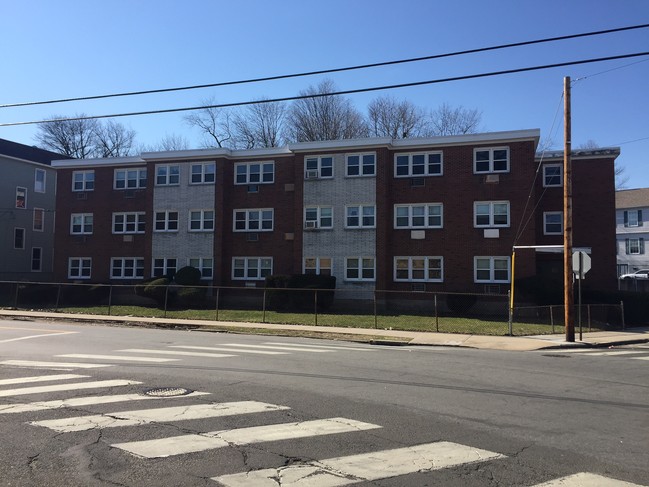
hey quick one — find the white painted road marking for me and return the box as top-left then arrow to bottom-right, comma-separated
532,472 -> 646,486
117,349 -> 235,359
0,379 -> 141,398
0,391 -> 210,415
57,354 -> 180,363
112,417 -> 381,458
0,374 -> 88,386
170,345 -> 288,355
0,331 -> 78,344
265,342 -> 374,352
0,360 -> 112,369
580,351 -> 648,356
632,356 -> 649,361
31,401 -> 289,433
220,343 -> 334,353
214,441 -> 506,486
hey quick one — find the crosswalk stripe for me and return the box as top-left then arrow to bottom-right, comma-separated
578,351 -> 648,356
112,417 -> 381,458
0,374 -> 88,386
170,345 -> 288,355
56,354 -> 180,363
117,349 -> 236,359
0,360 -> 112,369
0,391 -> 210,415
265,342 -> 374,352
631,356 -> 649,361
221,343 -> 334,353
0,380 -> 141,398
532,472 -> 645,486
214,441 -> 506,486
31,401 -> 289,433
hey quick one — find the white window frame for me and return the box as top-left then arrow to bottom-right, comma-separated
114,168 -> 147,189
31,247 -> 42,272
113,212 -> 146,234
305,156 -> 334,179
14,227 -> 25,250
154,211 -> 179,232
624,210 -> 642,228
190,162 -> 216,184
305,206 -> 333,229
474,201 -> 510,228
473,147 -> 510,174
70,213 -> 93,235
188,258 -> 214,279
72,170 -> 94,192
345,205 -> 376,229
394,204 -> 443,229
345,257 -> 375,282
152,258 -> 178,277
394,257 -> 443,282
474,256 -> 511,283
34,169 -> 46,193
394,152 -> 443,177
16,186 -> 26,209
189,210 -> 214,232
543,211 -> 563,235
110,257 -> 145,279
68,257 -> 92,279
626,238 -> 645,255
234,161 -> 275,185
304,257 -> 333,276
155,164 -> 180,186
33,208 -> 45,232
233,208 -> 274,232
232,257 -> 273,281
543,164 -> 563,187
346,153 -> 376,177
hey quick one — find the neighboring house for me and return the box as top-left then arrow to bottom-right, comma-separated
50,129 -> 619,295
0,139 -> 67,281
615,188 -> 649,277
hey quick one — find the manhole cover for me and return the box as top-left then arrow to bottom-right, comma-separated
143,387 -> 193,397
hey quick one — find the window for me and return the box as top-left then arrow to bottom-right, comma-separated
624,210 -> 643,228
31,248 -> 42,272
68,258 -> 92,279
111,258 -> 144,279
474,147 -> 509,173
345,205 -> 375,228
70,213 -> 93,235
233,209 -> 274,232
305,156 -> 333,179
304,257 -> 332,276
73,170 -> 94,191
154,211 -> 179,232
34,169 -> 46,193
156,165 -> 180,186
235,162 -> 274,184
189,210 -> 214,231
394,204 -> 443,229
189,258 -> 213,279
152,258 -> 177,277
394,257 -> 443,282
346,153 -> 375,177
345,257 -> 375,281
16,187 -> 26,209
474,201 -> 510,228
33,208 -> 45,232
394,152 -> 443,177
113,212 -> 145,234
14,228 -> 25,249
232,257 -> 272,280
543,212 -> 563,235
190,162 -> 216,184
543,164 -> 562,187
474,256 -> 511,283
305,206 -> 333,229
626,238 -> 645,255
114,168 -> 147,189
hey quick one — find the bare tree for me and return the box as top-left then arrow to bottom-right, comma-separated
428,103 -> 482,136
35,115 -> 99,158
367,96 -> 427,138
184,97 -> 233,148
232,100 -> 286,149
93,120 -> 136,157
286,79 -> 367,142
158,133 -> 190,151
579,140 -> 628,189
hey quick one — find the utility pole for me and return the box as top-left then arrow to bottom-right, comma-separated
563,76 -> 575,342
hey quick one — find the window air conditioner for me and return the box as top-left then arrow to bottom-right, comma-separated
304,220 -> 318,230
305,169 -> 319,179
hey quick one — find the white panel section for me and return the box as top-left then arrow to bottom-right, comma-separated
0,380 -> 141,397
0,360 -> 111,369
484,229 -> 500,238
56,354 -> 179,362
532,473 -> 645,486
410,230 -> 425,240
0,374 -> 87,386
117,349 -> 235,358
171,346 -> 288,355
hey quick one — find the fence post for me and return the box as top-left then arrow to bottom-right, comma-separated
434,294 -> 439,332
507,290 -> 513,336
55,284 -> 62,311
314,290 -> 318,326
373,291 -> 378,329
108,285 -> 113,316
215,287 -> 220,321
13,283 -> 19,309
620,300 -> 625,330
262,289 -> 267,323
550,306 -> 554,334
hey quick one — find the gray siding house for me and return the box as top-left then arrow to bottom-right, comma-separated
615,188 -> 649,277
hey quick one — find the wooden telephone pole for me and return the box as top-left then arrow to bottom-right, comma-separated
563,77 -> 575,342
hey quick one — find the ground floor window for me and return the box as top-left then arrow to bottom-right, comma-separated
111,257 -> 144,279
232,257 -> 272,280
474,256 -> 510,283
394,257 -> 443,282
189,258 -> 213,279
345,257 -> 375,281
304,257 -> 332,275
69,258 -> 92,279
152,258 -> 177,277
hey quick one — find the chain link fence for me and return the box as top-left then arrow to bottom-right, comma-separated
0,280 -> 627,336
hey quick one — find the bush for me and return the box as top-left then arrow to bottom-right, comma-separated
175,286 -> 207,308
445,294 -> 477,314
174,266 -> 202,286
265,274 -> 336,311
143,278 -> 170,306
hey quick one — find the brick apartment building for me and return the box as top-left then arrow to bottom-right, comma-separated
51,129 -> 619,296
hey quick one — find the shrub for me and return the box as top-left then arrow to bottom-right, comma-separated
174,266 -> 202,286
143,278 -> 170,306
175,286 -> 207,308
265,274 -> 336,311
445,294 -> 477,314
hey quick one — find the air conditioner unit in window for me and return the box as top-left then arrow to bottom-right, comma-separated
304,220 -> 318,230
305,169 -> 319,179
484,174 -> 500,184
124,190 -> 136,198
412,283 -> 426,292
246,233 -> 259,242
76,192 -> 88,200
484,284 -> 501,294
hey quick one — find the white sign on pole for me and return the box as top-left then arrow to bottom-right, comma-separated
572,251 -> 591,279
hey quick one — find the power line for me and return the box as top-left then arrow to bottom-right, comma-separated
2,51 -> 649,128
2,23 -> 648,109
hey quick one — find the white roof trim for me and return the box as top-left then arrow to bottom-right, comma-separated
391,129 -> 540,148
51,156 -> 145,168
289,137 -> 392,152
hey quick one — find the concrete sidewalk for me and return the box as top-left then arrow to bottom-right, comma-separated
1,309 -> 647,352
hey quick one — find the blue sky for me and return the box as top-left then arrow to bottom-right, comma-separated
1,0 -> 648,187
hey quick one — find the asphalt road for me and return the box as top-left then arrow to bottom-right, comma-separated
0,318 -> 647,486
